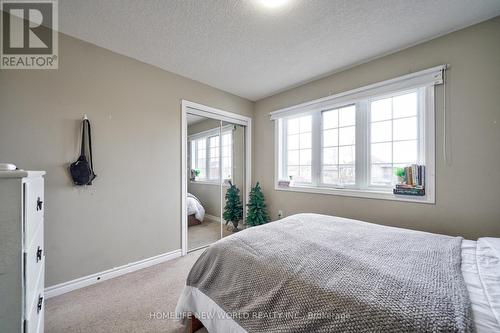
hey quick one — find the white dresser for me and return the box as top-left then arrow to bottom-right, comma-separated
0,171 -> 45,333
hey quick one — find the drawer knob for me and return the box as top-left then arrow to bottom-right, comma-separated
37,295 -> 43,313
36,246 -> 43,262
36,197 -> 43,211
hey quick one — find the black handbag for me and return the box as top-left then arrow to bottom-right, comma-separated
69,119 -> 97,185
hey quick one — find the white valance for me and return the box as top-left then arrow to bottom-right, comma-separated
270,65 -> 447,120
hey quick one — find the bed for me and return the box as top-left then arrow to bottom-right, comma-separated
187,193 -> 205,226
176,213 -> 500,333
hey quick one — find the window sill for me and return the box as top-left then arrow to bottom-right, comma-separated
190,180 -> 230,187
274,184 -> 435,204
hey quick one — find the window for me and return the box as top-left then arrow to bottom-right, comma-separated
208,135 -> 220,179
221,132 -> 232,180
285,115 -> 312,183
189,127 -> 232,183
370,91 -> 419,186
191,138 -> 207,180
321,105 -> 356,186
272,65 -> 443,203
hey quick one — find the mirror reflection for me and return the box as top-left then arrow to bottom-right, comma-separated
186,114 -> 247,251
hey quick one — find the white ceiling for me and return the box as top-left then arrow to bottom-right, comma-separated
59,0 -> 500,101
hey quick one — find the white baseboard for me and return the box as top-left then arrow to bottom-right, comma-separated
204,214 -> 221,223
44,249 -> 182,299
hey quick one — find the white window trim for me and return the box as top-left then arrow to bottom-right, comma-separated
189,125 -> 233,185
272,67 -> 443,204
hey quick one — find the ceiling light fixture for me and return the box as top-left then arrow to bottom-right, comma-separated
260,0 -> 287,9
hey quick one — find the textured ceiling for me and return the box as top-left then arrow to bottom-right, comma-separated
59,0 -> 500,101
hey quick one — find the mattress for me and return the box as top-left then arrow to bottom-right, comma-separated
461,238 -> 500,332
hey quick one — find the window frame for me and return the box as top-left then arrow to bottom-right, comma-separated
275,86 -> 435,204
189,126 -> 233,185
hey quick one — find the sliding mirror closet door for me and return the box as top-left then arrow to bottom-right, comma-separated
186,114 -> 222,251
221,121 -> 246,237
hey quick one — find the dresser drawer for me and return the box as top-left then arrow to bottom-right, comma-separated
25,225 -> 44,313
24,177 -> 44,248
25,273 -> 44,333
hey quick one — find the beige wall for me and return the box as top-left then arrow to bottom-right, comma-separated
253,17 -> 500,240
0,32 -> 253,286
1,15 -> 499,287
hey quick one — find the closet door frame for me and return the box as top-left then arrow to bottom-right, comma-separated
181,100 -> 252,256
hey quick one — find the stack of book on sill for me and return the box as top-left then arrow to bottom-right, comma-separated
278,179 -> 291,188
393,164 -> 425,196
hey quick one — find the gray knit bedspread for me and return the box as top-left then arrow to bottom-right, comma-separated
187,213 -> 473,332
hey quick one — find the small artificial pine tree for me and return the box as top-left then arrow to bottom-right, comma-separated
223,182 -> 243,231
246,182 -> 270,227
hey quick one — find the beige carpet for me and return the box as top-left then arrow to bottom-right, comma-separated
188,220 -> 221,251
188,220 -> 234,251
46,250 -> 207,333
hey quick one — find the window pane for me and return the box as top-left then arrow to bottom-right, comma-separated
339,126 -> 355,146
371,120 -> 392,143
371,142 -> 392,163
222,145 -> 231,157
393,117 -> 417,141
322,166 -> 339,184
209,136 -> 219,147
369,90 -> 421,187
287,166 -> 299,179
323,129 -> 338,147
340,166 -> 355,185
393,140 -> 417,163
209,159 -> 219,168
190,141 -> 195,169
300,132 -> 311,149
287,150 -> 299,165
371,164 -> 393,186
323,147 -> 338,165
209,168 -> 219,179
300,149 -> 311,165
393,92 -> 417,118
339,145 -> 355,164
323,109 -> 338,129
210,147 -> 219,158
298,166 -> 311,182
222,133 -> 231,146
288,118 -> 300,134
299,116 -> 312,132
286,115 -> 313,183
197,157 -> 206,169
339,105 -> 355,127
197,138 -> 206,149
288,134 -> 299,150
223,169 -> 232,180
371,98 -> 392,121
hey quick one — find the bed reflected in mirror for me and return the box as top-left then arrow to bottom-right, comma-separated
185,109 -> 249,252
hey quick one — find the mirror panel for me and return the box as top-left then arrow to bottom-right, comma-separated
187,114 -> 222,251
221,121 -> 246,237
